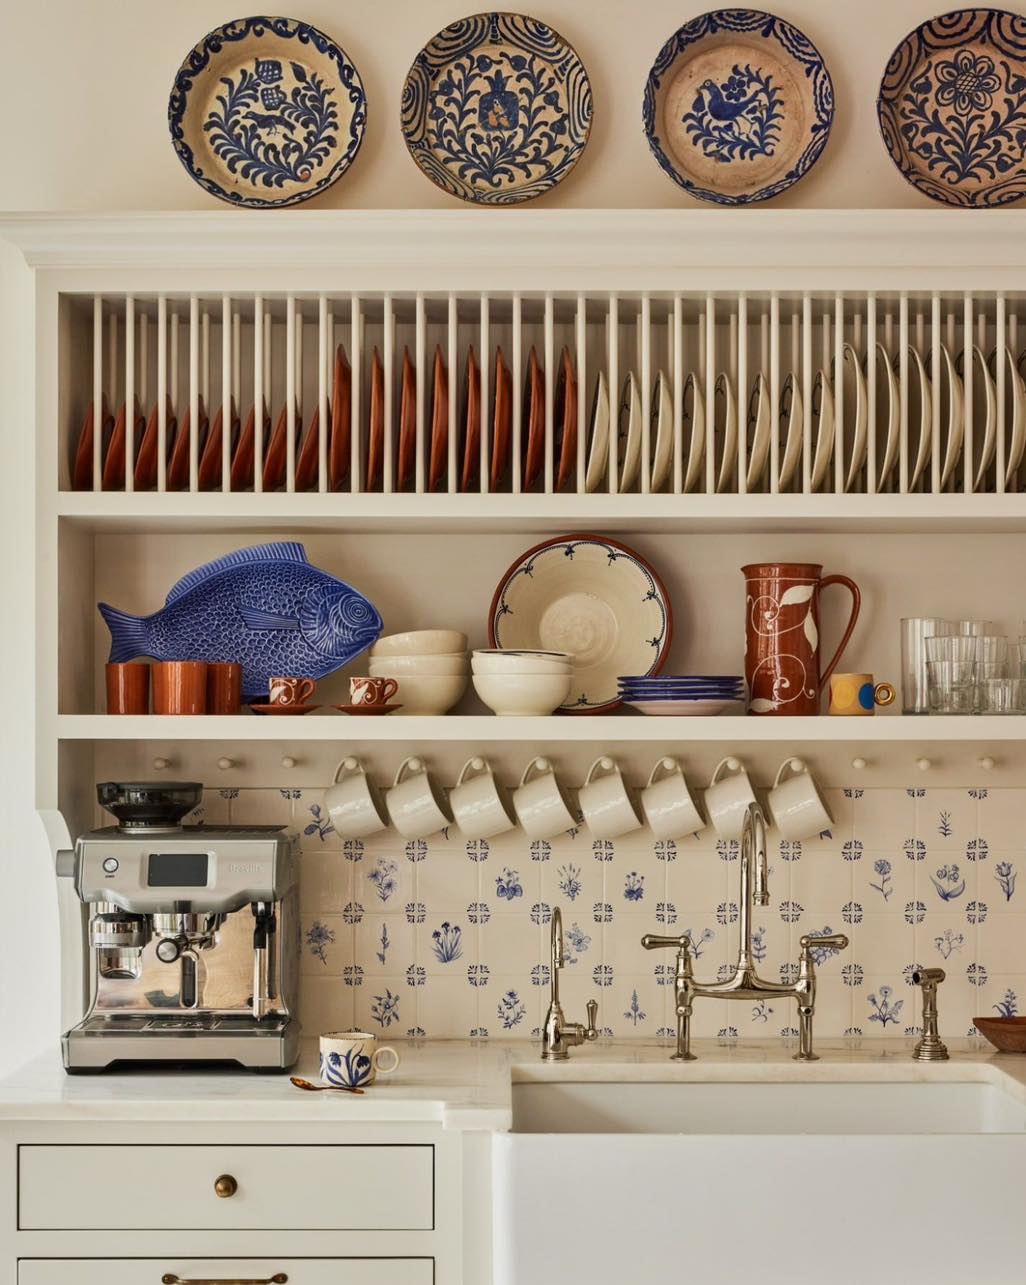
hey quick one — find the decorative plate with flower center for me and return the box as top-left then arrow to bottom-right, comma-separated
169,16 -> 367,208
878,8 -> 1026,206
643,8 -> 833,205
401,11 -> 593,205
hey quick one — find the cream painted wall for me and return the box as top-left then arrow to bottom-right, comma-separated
0,0 -> 985,1074
0,0 -> 964,212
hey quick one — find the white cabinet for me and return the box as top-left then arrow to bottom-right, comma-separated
18,1144 -> 434,1231
18,1262 -> 433,1285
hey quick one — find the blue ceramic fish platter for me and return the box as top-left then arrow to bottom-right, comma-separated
99,542 -> 382,699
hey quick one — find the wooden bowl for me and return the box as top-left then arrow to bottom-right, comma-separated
973,1017 -> 1026,1053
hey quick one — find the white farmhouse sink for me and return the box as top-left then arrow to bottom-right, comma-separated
493,1075 -> 1026,1285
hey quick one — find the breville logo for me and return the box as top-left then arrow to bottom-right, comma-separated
227,862 -> 260,874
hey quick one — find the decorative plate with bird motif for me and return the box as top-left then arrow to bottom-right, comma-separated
169,16 -> 367,208
643,9 -> 833,205
878,8 -> 1026,207
401,11 -> 592,205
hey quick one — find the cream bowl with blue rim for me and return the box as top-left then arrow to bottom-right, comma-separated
319,1030 -> 400,1089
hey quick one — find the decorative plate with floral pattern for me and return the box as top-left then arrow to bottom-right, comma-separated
878,8 -> 1026,206
642,9 -> 833,205
169,16 -> 367,208
401,11 -> 592,205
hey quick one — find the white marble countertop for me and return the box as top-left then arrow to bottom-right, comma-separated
2,1037 -> 1026,1131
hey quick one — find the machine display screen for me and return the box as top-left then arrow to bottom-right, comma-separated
146,852 -> 209,887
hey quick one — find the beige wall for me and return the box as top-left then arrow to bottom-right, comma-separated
0,0 -> 964,212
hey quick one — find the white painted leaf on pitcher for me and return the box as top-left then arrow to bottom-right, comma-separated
749,698 -> 777,713
779,584 -> 814,607
803,611 -> 818,652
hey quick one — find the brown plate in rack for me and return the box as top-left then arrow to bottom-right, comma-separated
134,395 -> 177,491
522,346 -> 544,489
555,345 -> 577,492
230,403 -> 270,491
167,396 -> 209,491
460,345 -> 480,492
102,397 -> 146,491
397,347 -> 416,490
330,344 -> 352,491
198,400 -> 240,491
365,346 -> 385,491
295,404 -> 325,492
428,344 -> 449,491
490,346 -> 512,491
262,401 -> 299,492
72,394 -> 115,491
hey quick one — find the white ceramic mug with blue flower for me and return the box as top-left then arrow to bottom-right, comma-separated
319,1030 -> 400,1089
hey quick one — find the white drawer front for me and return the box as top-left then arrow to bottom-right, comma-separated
18,1145 -> 433,1231
18,1261 -> 432,1285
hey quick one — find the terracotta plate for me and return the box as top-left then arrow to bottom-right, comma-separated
198,400 -> 240,491
102,397 -> 146,491
555,345 -> 577,492
167,396 -> 209,491
294,403 -> 324,492
429,345 -> 449,491
330,344 -> 352,491
397,347 -> 417,491
522,346 -> 544,489
134,396 -> 178,491
491,346 -> 512,491
230,404 -> 271,492
262,400 -> 299,491
72,395 -> 114,491
460,346 -> 481,492
364,347 -> 385,491
169,16 -> 367,208
643,8 -> 834,205
489,533 -> 672,713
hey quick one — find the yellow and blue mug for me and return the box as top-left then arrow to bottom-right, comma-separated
828,673 -> 896,716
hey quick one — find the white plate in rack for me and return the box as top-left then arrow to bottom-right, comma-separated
585,369 -> 610,492
810,368 -> 835,492
618,371 -> 642,491
777,372 -> 803,490
682,372 -> 706,492
908,344 -> 932,488
714,371 -> 738,493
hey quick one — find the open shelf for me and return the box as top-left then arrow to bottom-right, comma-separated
56,492 -> 1026,534
56,713 -> 1026,742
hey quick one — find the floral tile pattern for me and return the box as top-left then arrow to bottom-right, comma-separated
214,785 -> 1026,1042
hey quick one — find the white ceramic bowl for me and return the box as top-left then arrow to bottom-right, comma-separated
369,653 -> 468,676
370,630 -> 467,658
472,650 -> 572,676
473,672 -> 572,716
385,673 -> 468,715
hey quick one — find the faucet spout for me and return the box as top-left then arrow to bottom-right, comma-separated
739,802 -> 769,969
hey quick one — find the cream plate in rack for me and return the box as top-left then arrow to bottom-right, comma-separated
488,534 -> 672,713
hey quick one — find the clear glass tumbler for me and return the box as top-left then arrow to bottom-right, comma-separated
975,678 -> 1023,714
957,620 -> 996,635
925,635 -> 977,663
901,618 -> 955,715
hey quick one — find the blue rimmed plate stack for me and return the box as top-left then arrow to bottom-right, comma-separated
618,674 -> 745,716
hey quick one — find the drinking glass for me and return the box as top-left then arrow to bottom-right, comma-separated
957,619 -> 995,636
925,635 -> 977,663
928,679 -> 974,714
974,661 -> 1008,682
927,659 -> 974,686
901,618 -> 956,715
973,636 -> 1008,667
975,678 -> 1023,715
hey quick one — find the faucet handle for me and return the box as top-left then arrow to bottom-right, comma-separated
641,933 -> 691,951
585,999 -> 599,1041
800,933 -> 849,954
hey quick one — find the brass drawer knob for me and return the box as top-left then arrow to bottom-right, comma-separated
213,1173 -> 238,1198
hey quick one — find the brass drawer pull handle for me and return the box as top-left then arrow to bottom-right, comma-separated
162,1276 -> 287,1285
213,1173 -> 238,1198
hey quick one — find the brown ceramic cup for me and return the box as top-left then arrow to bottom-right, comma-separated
269,676 -> 316,706
105,662 -> 151,715
153,660 -> 208,715
350,676 -> 399,707
207,661 -> 243,715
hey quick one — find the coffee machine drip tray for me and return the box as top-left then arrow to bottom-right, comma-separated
63,1013 -> 298,1071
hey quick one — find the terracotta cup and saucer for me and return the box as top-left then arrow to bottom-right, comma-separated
251,675 -> 320,716
335,676 -> 402,716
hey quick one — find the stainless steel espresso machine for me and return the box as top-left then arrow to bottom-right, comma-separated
59,781 -> 301,1072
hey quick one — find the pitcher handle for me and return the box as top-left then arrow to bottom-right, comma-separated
818,574 -> 861,691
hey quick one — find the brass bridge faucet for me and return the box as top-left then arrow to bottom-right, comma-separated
541,906 -> 599,1061
642,801 -> 848,1062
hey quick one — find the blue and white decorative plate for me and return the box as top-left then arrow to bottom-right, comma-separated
401,11 -> 592,205
642,9 -> 833,205
169,16 -> 367,208
878,8 -> 1026,207
488,534 -> 671,713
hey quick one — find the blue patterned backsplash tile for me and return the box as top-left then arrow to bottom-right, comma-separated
212,783 -> 1026,1041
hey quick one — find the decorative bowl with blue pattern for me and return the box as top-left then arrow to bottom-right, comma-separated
401,11 -> 593,205
169,15 -> 367,208
643,8 -> 833,205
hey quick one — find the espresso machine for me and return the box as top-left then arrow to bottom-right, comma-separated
58,781 -> 301,1071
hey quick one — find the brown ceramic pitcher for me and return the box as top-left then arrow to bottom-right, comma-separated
742,563 -> 861,716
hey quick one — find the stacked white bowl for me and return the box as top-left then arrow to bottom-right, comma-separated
471,649 -> 573,716
368,630 -> 469,714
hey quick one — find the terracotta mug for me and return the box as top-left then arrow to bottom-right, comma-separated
742,562 -> 861,716
269,676 -> 316,707
106,662 -> 150,715
153,661 -> 208,715
350,676 -> 399,707
207,662 -> 242,715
